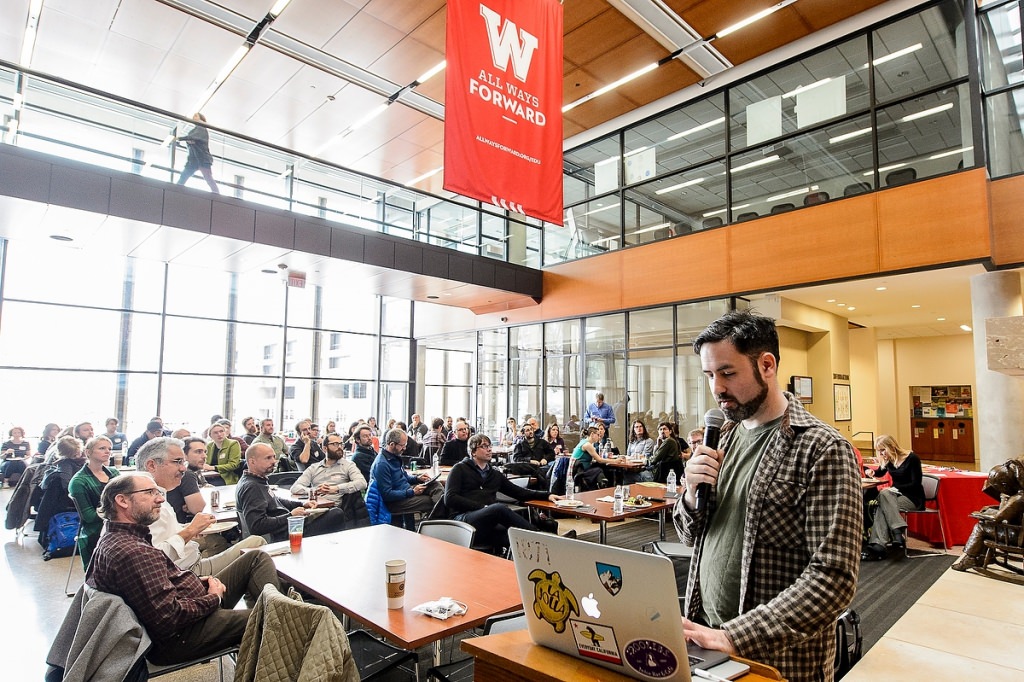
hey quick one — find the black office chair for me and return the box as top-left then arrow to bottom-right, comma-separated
426,611 -> 527,681
701,216 -> 724,229
266,471 -> 300,486
347,629 -> 420,681
735,211 -> 759,222
885,167 -> 917,187
804,191 -> 830,205
770,203 -> 795,214
843,182 -> 871,196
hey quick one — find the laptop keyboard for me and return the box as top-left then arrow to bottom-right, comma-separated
688,655 -> 704,667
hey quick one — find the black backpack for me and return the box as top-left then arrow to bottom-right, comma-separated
834,608 -> 862,680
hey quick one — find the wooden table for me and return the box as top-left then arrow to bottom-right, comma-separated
526,486 -> 675,544
602,457 -> 646,486
463,630 -> 784,682
271,524 -> 522,662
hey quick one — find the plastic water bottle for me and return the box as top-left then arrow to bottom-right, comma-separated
565,459 -> 575,500
601,441 -> 611,459
666,470 -> 678,496
432,453 -> 440,476
613,484 -> 624,513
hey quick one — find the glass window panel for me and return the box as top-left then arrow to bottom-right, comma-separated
674,350 -> 714,435
282,378 -> 314,425
510,357 -> 541,427
564,197 -> 622,256
380,338 -> 410,381
0,302 -> 159,371
584,353 -> 625,445
382,297 -> 410,336
424,386 -> 472,423
0,369 -> 128,436
564,134 -> 621,197
872,1 -> 966,104
564,171 -> 589,206
510,325 -> 543,355
321,332 -> 377,379
980,1 -> 1024,90
544,354 -> 580,431
230,375 -> 284,426
626,349 -> 675,427
730,36 -> 870,150
159,375 -> 229,434
2,243 -> 130,308
477,328 -> 508,434
319,379 -> 374,426
283,328 -> 317,377
235,271 -> 286,325
285,282 -> 317,328
505,220 -> 541,268
424,346 -> 474,385
120,373 -> 160,436
624,160 -> 728,242
986,88 -> 1024,177
676,299 -> 733,345
625,93 -> 727,175
126,258 -> 168,313
875,83 -> 974,183
320,285 -> 378,333
729,114 -> 877,218
544,320 -> 580,354
425,199 -> 479,250
585,313 -> 625,353
162,317 -> 230,374
543,222 -> 573,266
166,263 -> 230,319
629,308 -> 674,349
378,381 -> 409,428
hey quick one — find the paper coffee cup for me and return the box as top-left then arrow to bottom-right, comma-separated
386,559 -> 406,609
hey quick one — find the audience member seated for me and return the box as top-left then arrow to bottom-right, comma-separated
861,435 -> 924,561
511,423 -> 553,466
371,428 -> 443,530
289,432 -> 367,504
349,422 -> 377,482
165,437 -> 209,524
953,459 -> 1024,572
571,426 -> 621,490
289,419 -> 325,471
251,418 -> 287,458
127,420 -> 164,461
624,420 -> 656,484
68,436 -> 119,567
86,472 -> 280,666
203,421 -> 242,485
218,418 -> 248,458
1,425 -> 32,487
394,422 -> 422,463
103,418 -> 128,455
441,434 -> 567,550
543,423 -> 566,456
37,436 -> 84,546
236,444 -> 347,542
649,422 -> 683,483
421,418 -> 447,453
37,422 -> 60,459
439,421 -> 471,466
138,437 -> 264,573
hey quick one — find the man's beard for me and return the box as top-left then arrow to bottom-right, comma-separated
718,371 -> 769,422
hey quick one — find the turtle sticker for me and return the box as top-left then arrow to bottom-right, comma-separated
596,562 -> 622,595
623,639 -> 678,679
527,568 -> 580,633
570,619 -> 622,665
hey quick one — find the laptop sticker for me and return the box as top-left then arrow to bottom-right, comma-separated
570,619 -> 622,665
623,639 -> 679,679
596,562 -> 622,596
528,569 -> 580,633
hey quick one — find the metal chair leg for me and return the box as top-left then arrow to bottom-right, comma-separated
64,527 -> 82,596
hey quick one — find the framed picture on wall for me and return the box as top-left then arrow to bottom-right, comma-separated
834,384 -> 852,421
791,375 -> 813,403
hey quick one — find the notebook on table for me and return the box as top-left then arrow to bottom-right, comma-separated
508,527 -> 729,681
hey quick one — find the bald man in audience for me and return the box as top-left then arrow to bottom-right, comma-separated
86,472 -> 279,665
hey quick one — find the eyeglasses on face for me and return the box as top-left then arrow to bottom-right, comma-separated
688,440 -> 702,447
165,458 -> 187,466
124,486 -> 165,497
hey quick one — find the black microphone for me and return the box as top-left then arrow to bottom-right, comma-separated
695,408 -> 726,513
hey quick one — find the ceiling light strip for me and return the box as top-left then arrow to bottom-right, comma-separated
715,0 -> 799,39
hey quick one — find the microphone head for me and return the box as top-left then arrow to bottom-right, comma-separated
704,408 -> 726,430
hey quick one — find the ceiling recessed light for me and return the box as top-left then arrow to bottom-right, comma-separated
260,269 -> 276,274
960,324 -> 972,332
847,306 -> 856,311
937,317 -> 946,321
427,295 -> 439,300
875,286 -> 887,291
49,234 -> 73,242
826,299 -> 836,303
837,303 -> 846,307
911,304 -> 921,308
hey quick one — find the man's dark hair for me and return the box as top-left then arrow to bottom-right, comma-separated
99,473 -> 147,518
468,433 -> 492,452
693,309 -> 780,365
182,436 -> 206,453
383,428 -> 405,448
146,420 -> 163,433
431,417 -> 444,429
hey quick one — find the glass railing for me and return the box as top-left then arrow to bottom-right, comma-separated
0,60 -> 545,270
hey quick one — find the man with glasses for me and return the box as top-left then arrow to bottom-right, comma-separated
138,437 -> 265,575
686,427 -> 705,462
289,433 -> 366,504
86,472 -> 279,666
289,419 -> 324,471
439,420 -> 472,466
443,434 -> 570,551
371,428 -> 443,530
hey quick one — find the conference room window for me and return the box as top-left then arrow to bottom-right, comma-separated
564,133 -> 621,199
379,338 -> 410,382
871,0 -> 967,105
477,328 -> 509,434
728,35 -> 870,152
624,93 -> 727,178
979,0 -> 1023,90
624,159 -> 728,241
979,0 -> 1024,178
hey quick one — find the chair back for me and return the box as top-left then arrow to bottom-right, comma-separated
267,471 -> 300,486
921,473 -> 940,501
484,610 -> 527,635
418,519 -> 476,548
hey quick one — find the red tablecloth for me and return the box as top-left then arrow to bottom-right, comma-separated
906,468 -> 991,548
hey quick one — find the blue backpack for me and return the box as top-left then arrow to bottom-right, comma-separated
43,511 -> 79,560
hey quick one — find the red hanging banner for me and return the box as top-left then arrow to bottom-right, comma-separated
444,0 -> 563,225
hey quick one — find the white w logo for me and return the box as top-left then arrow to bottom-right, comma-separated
480,4 -> 539,83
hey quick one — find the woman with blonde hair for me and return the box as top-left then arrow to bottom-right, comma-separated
862,435 -> 925,561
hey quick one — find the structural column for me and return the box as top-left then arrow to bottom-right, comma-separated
970,271 -> 1024,471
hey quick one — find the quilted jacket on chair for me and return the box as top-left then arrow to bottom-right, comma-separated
235,584 -> 359,682
364,478 -> 391,525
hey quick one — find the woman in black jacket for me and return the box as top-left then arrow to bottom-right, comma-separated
862,435 -> 925,560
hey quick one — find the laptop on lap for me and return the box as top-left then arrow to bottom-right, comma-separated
508,527 -> 729,681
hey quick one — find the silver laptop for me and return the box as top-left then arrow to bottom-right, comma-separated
508,528 -> 729,681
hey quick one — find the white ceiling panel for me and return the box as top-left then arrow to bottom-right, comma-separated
271,62 -> 346,108
321,12 -> 404,68
92,215 -> 163,254
130,224 -> 208,261
214,0 -> 272,22
0,1 -> 30,64
171,233 -> 251,268
110,0 -> 189,53
171,15 -> 241,61
243,95 -> 326,149
269,0 -> 360,49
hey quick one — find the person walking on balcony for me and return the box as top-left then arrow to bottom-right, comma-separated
175,113 -> 220,193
